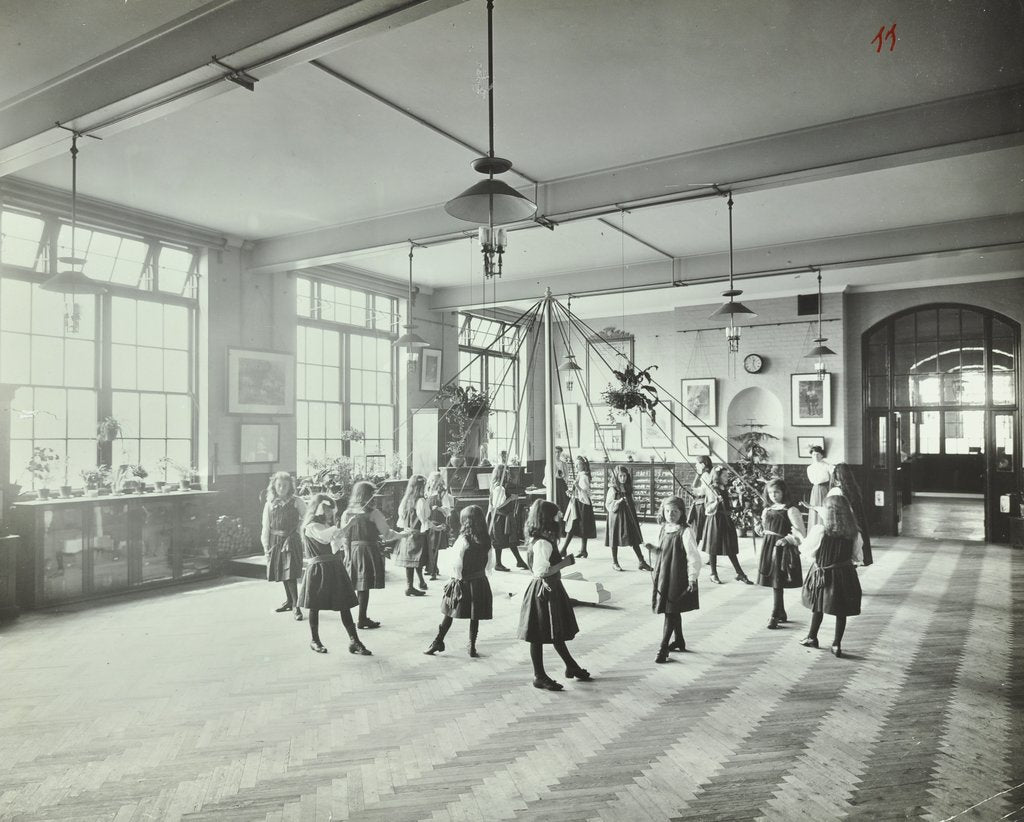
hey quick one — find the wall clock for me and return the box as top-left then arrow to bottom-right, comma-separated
743,353 -> 764,374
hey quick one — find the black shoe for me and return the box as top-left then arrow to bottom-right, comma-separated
294,608 -> 304,621
565,666 -> 592,681
799,637 -> 819,648
638,561 -> 654,572
274,603 -> 291,613
418,580 -> 428,591
424,638 -> 445,655
495,563 -> 510,572
349,639 -> 372,656
468,643 -> 480,658
310,641 -> 328,654
575,551 -> 588,559
767,617 -> 780,630
429,574 -> 439,581
357,619 -> 381,630
736,574 -> 754,585
655,648 -> 669,664
405,587 -> 426,597
533,677 -> 564,691
709,573 -> 722,584
668,640 -> 686,652
612,563 -> 624,572
778,610 -> 789,623
515,562 -> 530,570
830,644 -> 843,658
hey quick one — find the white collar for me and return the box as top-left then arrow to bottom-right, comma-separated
663,522 -> 682,534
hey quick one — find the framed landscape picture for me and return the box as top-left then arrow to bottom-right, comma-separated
791,373 -> 832,426
686,435 -> 711,457
797,436 -> 826,458
587,334 -> 634,404
595,423 -> 623,452
553,404 -> 581,449
227,348 -> 294,415
681,377 -> 716,426
419,348 -> 442,392
640,401 -> 673,449
240,423 -> 279,464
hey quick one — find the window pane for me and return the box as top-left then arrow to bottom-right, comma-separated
993,373 -> 1015,406
916,309 -> 938,340
305,365 -> 323,401
164,305 -> 189,349
67,390 -> 97,438
111,345 -> 137,389
296,401 -> 309,438
112,392 -> 140,437
31,289 -> 65,337
1,211 -> 45,269
164,350 -> 189,393
0,331 -> 30,383
944,410 -> 984,454
305,328 -> 323,364
111,298 -> 137,344
33,387 -> 66,438
995,414 -> 1014,471
915,411 -> 940,455
323,367 -> 339,403
1,278 -> 32,332
139,394 -> 166,437
137,348 -> 163,391
937,308 -> 960,340
32,336 -> 63,385
166,395 -> 191,439
65,339 -> 95,388
137,301 -> 163,347
323,331 -> 340,367
961,308 -> 984,337
308,403 -> 326,438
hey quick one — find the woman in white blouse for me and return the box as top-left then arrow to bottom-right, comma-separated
805,445 -> 832,531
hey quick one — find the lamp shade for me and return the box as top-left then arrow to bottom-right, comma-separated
807,343 -> 836,357
559,357 -> 583,371
445,178 -> 537,224
394,326 -> 429,348
40,267 -> 107,294
709,300 -> 757,319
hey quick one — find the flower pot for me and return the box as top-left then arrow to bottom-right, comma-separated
60,485 -> 73,498
154,481 -> 166,492
85,488 -> 99,497
37,488 -> 51,500
179,480 -> 190,491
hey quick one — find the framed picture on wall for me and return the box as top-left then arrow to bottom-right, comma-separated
227,348 -> 294,415
595,423 -> 623,452
791,373 -> 832,426
796,436 -> 826,458
240,423 -> 279,464
640,401 -> 673,449
680,378 -> 717,426
686,435 -> 711,457
419,348 -> 442,392
587,333 -> 634,404
553,404 -> 581,449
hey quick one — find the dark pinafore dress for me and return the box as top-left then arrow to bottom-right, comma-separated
298,530 -> 358,611
757,508 -> 804,589
394,504 -> 426,568
801,532 -> 862,616
652,528 -> 700,615
517,539 -> 579,643
425,493 -> 449,573
686,496 -> 707,547
489,492 -> 520,549
440,539 -> 493,620
606,488 -> 643,549
266,499 -> 303,581
344,510 -> 386,591
702,490 -> 739,557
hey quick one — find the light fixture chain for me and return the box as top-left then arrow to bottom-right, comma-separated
486,0 -> 495,159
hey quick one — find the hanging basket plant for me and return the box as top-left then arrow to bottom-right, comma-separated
602,364 -> 659,422
435,384 -> 491,461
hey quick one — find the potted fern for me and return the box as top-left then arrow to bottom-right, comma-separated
729,421 -> 781,537
602,364 -> 659,422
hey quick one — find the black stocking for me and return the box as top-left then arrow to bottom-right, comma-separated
728,554 -> 744,575
772,587 -> 785,618
611,546 -> 620,566
672,614 -> 684,646
507,545 -> 526,567
285,580 -> 300,610
631,545 -> 645,564
495,546 -> 505,567
281,581 -> 293,606
709,554 -> 718,575
357,590 -> 370,623
308,609 -> 321,644
552,639 -> 578,671
559,534 -> 574,557
437,615 -> 454,641
808,610 -> 824,640
469,619 -> 479,645
340,609 -> 358,640
530,641 -> 547,679
405,567 -> 416,590
416,565 -> 427,585
833,615 -> 847,647
661,615 -> 675,649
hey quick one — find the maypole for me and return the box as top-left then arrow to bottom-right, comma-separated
543,288 -> 556,503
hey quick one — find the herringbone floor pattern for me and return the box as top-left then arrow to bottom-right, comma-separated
1,532 -> 1021,821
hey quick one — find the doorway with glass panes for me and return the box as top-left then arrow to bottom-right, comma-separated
863,304 -> 1019,543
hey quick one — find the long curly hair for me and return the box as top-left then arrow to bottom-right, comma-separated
575,455 -> 591,478
525,499 -> 560,543
266,471 -> 294,503
459,504 -> 491,549
831,464 -> 864,521
302,493 -> 336,531
823,495 -> 860,540
398,474 -> 427,522
425,470 -> 445,499
612,465 -> 633,497
345,480 -> 376,513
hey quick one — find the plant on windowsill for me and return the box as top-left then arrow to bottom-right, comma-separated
116,463 -> 149,494
188,468 -> 202,490
97,416 -> 123,444
80,466 -> 110,497
154,456 -> 178,491
25,447 -> 59,499
435,385 -> 491,466
602,364 -> 659,423
59,456 -> 74,498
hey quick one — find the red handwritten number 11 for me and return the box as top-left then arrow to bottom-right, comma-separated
873,23 -> 896,52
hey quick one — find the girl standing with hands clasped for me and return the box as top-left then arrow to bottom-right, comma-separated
340,480 -> 412,629
757,478 -> 804,629
425,505 -> 494,658
489,464 -> 529,572
261,471 -> 306,620
396,474 -> 445,596
518,500 -> 591,690
800,495 -> 864,657
648,496 -> 701,664
828,463 -> 872,566
298,494 -> 371,656
702,466 -> 753,585
605,465 -> 654,572
687,456 -> 714,549
561,455 -> 597,559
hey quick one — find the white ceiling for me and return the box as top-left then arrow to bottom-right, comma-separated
3,0 -> 1023,307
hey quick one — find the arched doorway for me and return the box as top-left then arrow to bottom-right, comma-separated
862,304 -> 1020,543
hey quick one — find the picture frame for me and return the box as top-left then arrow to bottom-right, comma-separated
796,436 -> 826,458
686,435 -> 711,457
587,334 -> 635,404
227,348 -> 294,415
239,423 -> 280,464
791,373 -> 832,426
594,423 -> 624,451
640,400 -> 673,449
419,348 -> 442,392
553,404 -> 581,449
680,377 -> 717,426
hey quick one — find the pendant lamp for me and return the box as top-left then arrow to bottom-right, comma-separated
41,133 -> 107,297
445,0 -> 536,278
806,269 -> 835,380
708,193 -> 755,352
394,244 -> 429,349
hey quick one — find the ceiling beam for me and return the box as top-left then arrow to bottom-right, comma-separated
426,214 -> 1024,310
0,0 -> 467,177
248,84 -> 1024,273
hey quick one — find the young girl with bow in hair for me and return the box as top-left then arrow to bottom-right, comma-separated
261,471 -> 306,620
298,494 -> 371,656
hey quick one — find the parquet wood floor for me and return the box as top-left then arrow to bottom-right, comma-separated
1,530 -> 1021,821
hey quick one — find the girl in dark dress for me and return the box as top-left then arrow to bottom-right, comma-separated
339,481 -> 411,629
686,456 -> 713,549
424,471 -> 452,581
828,463 -> 872,567
298,494 -> 371,656
561,455 -> 597,559
757,478 -> 805,629
488,464 -> 529,571
648,496 -> 702,664
517,499 -> 590,691
425,505 -> 494,658
260,471 -> 306,620
800,494 -> 865,657
604,465 -> 654,572
396,475 -> 444,596
702,466 -> 753,585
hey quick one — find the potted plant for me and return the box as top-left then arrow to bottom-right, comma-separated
80,466 -> 108,497
602,364 -> 659,422
25,446 -> 59,499
59,455 -> 74,498
154,456 -> 178,491
174,462 -> 191,491
188,467 -> 202,490
729,421 -> 782,537
435,385 -> 491,466
96,416 -> 123,444
115,464 -> 148,493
